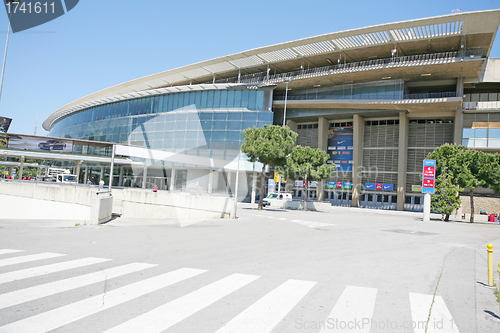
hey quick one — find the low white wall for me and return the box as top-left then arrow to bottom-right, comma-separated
112,188 -> 234,219
0,180 -> 234,220
285,200 -> 332,211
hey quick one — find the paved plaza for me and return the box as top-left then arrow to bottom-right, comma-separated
0,204 -> 499,332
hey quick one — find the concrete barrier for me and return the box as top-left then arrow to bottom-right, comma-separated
0,180 -> 234,221
285,200 -> 332,211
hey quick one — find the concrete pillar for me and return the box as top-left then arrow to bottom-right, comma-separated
100,166 -> 104,181
226,172 -> 232,194
317,117 -> 329,202
19,156 -> 25,179
286,119 -> 298,132
251,172 -> 258,203
84,167 -> 88,184
8,167 -> 13,178
351,115 -> 364,207
208,170 -> 214,194
75,160 -> 82,183
170,168 -> 176,191
118,166 -> 124,186
454,108 -> 463,145
142,166 -> 148,189
397,111 -> 409,211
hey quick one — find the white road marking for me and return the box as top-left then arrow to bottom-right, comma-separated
291,220 -> 335,228
0,268 -> 207,333
0,253 -> 66,267
103,273 -> 260,333
0,257 -> 111,285
409,293 -> 460,333
320,285 -> 377,332
215,279 -> 316,333
0,262 -> 156,309
0,249 -> 24,255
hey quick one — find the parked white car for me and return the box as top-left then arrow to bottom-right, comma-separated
262,192 -> 293,208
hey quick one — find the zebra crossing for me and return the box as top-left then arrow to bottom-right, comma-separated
0,249 -> 461,332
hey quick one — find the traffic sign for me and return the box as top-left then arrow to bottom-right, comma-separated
422,159 -> 436,194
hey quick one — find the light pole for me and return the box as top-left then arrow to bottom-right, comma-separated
0,1 -> 21,104
282,78 -> 292,127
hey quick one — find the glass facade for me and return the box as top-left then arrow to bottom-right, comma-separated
49,88 -> 273,152
462,113 -> 500,148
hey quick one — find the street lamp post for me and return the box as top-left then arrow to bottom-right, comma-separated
0,0 -> 21,104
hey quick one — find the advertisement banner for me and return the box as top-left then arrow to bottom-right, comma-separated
422,159 -> 436,194
294,180 -> 318,188
0,117 -> 12,133
7,136 -> 73,153
327,126 -> 353,172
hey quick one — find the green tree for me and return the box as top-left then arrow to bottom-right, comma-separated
241,125 -> 298,209
427,144 -> 500,222
279,146 -> 335,210
430,171 -> 461,221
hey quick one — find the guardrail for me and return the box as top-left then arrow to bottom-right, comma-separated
209,50 -> 483,85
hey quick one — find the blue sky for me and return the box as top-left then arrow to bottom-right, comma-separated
0,0 -> 499,135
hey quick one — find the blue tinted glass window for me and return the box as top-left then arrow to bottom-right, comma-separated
243,112 -> 258,121
463,128 -> 474,138
195,91 -> 202,109
214,112 -> 227,121
227,91 -> 235,108
220,90 -> 228,108
227,121 -> 241,130
489,129 -> 500,139
241,90 -> 249,109
234,90 -> 242,107
213,90 -> 221,108
256,91 -> 264,110
228,112 -> 242,121
248,91 -> 256,110
475,128 -> 487,138
207,90 -> 214,109
213,121 -> 226,130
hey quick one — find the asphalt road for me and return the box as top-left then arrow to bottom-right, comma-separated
0,204 -> 499,332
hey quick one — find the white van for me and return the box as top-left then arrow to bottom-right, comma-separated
262,192 -> 293,208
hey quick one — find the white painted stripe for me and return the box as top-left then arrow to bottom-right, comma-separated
0,262 -> 156,310
0,257 -> 111,285
291,220 -> 335,228
104,273 -> 260,333
0,249 -> 24,255
0,268 -> 206,333
320,285 -> 377,333
0,253 -> 66,267
409,293 -> 460,333
215,279 -> 316,333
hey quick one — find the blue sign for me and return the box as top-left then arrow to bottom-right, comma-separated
382,184 -> 394,191
365,183 -> 376,190
327,127 -> 353,172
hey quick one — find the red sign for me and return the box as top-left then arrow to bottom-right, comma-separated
423,179 -> 435,187
376,183 -> 383,190
423,166 -> 435,178
336,182 -> 343,189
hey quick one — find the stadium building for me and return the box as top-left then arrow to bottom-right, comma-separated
43,9 -> 500,211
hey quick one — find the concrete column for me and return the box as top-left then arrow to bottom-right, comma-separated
84,167 -> 88,184
286,119 -> 297,132
8,167 -> 13,178
142,166 -> 148,189
454,108 -> 463,145
251,172 -> 258,203
75,160 -> 82,183
318,117 -> 329,151
317,117 -> 329,202
226,172 -> 232,194
170,168 -> 176,191
118,166 -> 124,186
397,111 -> 409,211
208,170 -> 214,194
19,156 -> 25,179
100,166 -> 104,181
351,115 -> 364,207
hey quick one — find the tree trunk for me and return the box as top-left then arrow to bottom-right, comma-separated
258,164 -> 266,210
303,175 -> 308,211
444,214 -> 450,222
469,189 -> 474,223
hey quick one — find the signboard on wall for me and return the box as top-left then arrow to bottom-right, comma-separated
0,117 -> 12,133
365,183 -> 394,191
7,136 -> 73,153
327,126 -> 353,172
294,180 -> 317,188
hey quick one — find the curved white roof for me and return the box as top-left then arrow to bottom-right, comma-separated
44,9 -> 500,131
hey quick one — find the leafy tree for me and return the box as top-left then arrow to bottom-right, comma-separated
278,146 -> 335,210
427,144 -> 500,222
241,125 -> 298,209
431,170 -> 461,221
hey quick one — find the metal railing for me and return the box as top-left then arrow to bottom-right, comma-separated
207,50 -> 483,85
